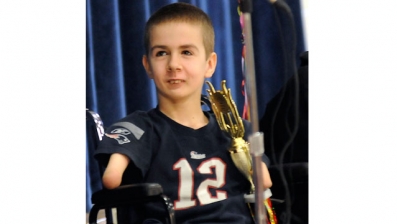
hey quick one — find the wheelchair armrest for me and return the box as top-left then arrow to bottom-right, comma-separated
89,183 -> 175,224
268,162 -> 308,182
92,183 -> 163,206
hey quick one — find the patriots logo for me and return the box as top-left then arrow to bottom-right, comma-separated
105,128 -> 131,144
190,151 -> 206,159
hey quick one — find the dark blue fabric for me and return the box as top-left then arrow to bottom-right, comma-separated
86,0 -> 306,212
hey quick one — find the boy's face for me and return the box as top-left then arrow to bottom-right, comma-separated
143,21 -> 217,103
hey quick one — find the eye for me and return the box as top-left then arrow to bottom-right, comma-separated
182,50 -> 192,55
155,51 -> 167,57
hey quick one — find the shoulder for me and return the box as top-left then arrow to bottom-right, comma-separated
206,111 -> 251,136
122,110 -> 151,121
113,109 -> 159,127
105,109 -> 158,138
242,119 -> 251,129
242,119 -> 252,138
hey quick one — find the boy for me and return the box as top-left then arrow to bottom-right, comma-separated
95,2 -> 272,223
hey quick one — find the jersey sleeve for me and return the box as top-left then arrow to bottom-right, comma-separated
94,111 -> 154,177
242,119 -> 271,167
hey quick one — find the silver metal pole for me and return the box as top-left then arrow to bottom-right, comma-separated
240,0 -> 267,223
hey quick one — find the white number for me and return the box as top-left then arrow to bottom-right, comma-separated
173,159 -> 196,209
173,158 -> 227,210
197,158 -> 227,204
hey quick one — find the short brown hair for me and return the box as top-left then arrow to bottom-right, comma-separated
143,2 -> 215,58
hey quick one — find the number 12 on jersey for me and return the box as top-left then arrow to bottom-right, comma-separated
173,158 -> 228,210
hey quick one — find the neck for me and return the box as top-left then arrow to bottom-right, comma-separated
158,97 -> 208,129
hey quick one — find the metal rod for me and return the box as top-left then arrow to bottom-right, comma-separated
249,132 -> 266,224
242,13 -> 259,133
241,8 -> 267,224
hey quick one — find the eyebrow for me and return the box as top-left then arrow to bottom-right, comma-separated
150,44 -> 199,53
179,44 -> 199,51
150,45 -> 167,53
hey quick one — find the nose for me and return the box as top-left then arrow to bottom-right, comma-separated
167,54 -> 182,72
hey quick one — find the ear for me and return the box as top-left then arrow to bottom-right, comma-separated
142,55 -> 153,79
204,52 -> 217,78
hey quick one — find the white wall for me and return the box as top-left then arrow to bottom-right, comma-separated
301,0 -> 309,49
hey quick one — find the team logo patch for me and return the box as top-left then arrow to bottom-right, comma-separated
105,128 -> 131,145
190,151 -> 206,159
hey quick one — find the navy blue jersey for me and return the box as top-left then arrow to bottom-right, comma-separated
95,107 -> 269,223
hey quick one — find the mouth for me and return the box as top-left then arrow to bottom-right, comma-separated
168,80 -> 184,84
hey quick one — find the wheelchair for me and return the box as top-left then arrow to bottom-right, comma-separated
86,101 -> 283,224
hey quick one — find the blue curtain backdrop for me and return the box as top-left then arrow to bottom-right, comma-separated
86,0 -> 306,212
